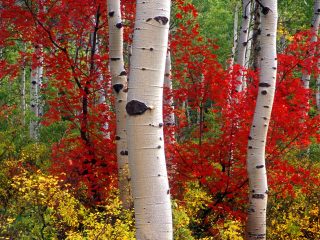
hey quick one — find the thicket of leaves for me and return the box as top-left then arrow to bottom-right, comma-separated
0,0 -> 320,239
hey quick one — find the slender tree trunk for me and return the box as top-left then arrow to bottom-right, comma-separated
30,65 -> 39,140
317,59 -> 320,109
230,3 -> 239,67
245,23 -> 253,69
252,3 -> 261,71
21,47 -> 26,126
107,0 -> 132,209
236,0 -> 252,92
164,50 -> 175,128
126,1 -> 173,239
302,0 -> 320,89
246,1 -> 278,239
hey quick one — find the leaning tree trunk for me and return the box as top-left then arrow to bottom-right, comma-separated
126,1 -> 173,239
236,0 -> 252,92
246,1 -> 278,239
107,0 -> 132,209
302,0 -> 320,90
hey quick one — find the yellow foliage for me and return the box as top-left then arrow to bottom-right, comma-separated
2,170 -> 135,239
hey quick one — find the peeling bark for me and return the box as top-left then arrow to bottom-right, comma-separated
126,1 -> 172,239
246,1 -> 278,239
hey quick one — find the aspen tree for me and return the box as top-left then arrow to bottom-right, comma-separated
30,46 -> 43,140
164,50 -> 175,128
236,0 -> 252,92
246,0 -> 278,239
230,3 -> 239,67
252,3 -> 261,71
21,45 -> 26,126
107,0 -> 132,209
302,0 -> 320,90
126,1 -> 173,239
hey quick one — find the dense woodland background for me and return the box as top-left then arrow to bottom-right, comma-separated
0,0 -> 320,239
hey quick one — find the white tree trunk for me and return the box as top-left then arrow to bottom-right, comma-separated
236,0 -> 252,92
164,50 -> 175,128
245,25 -> 253,69
30,46 -> 43,140
302,0 -> 320,89
246,1 -> 278,239
21,49 -> 26,126
230,3 -> 239,67
107,0 -> 132,209
30,66 -> 39,140
126,1 -> 173,239
252,2 -> 261,70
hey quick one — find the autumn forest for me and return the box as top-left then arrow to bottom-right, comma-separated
0,0 -> 320,239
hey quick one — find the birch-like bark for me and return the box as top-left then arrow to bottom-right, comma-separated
246,1 -> 278,239
302,0 -> 320,89
236,0 -> 252,92
30,65 -> 39,140
252,3 -> 261,71
21,50 -> 26,126
230,3 -> 239,67
126,1 -> 172,239
164,50 -> 175,128
107,0 -> 131,209
245,25 -> 253,69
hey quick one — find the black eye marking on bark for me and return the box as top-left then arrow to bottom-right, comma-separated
167,189 -> 170,194
150,48 -> 154,51
261,90 -> 268,95
272,67 -> 277,70
157,145 -> 161,149
113,84 -> 124,93
115,136 -> 121,140
243,42 -> 248,46
159,123 -> 163,127
256,165 -> 264,169
263,117 -> 267,120
126,100 -> 150,115
263,105 -> 269,108
119,71 -> 127,76
31,104 -> 36,107
111,58 -> 120,61
252,193 -> 265,199
248,208 -> 255,213
108,11 -> 115,17
120,150 -> 128,156
248,146 -> 253,149
259,83 -> 271,87
32,81 -> 37,85
248,136 -> 253,140
116,23 -> 123,29
154,16 -> 169,25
